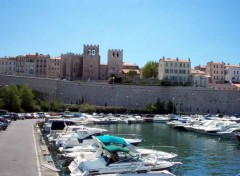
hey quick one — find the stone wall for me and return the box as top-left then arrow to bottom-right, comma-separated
0,74 -> 239,115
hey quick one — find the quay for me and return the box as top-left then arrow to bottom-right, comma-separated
0,119 -> 59,176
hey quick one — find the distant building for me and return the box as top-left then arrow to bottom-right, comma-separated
48,57 -> 61,79
15,55 -> 25,76
225,64 -> 240,83
158,57 -> 191,85
107,49 -> 123,77
0,44 -> 140,82
122,62 -> 141,78
194,65 -> 206,72
82,45 -> 100,80
60,53 -> 82,80
206,61 -> 225,83
0,57 -> 16,75
191,69 -> 210,87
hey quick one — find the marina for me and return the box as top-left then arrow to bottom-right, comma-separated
0,114 -> 240,176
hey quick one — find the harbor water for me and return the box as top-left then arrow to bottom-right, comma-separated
90,123 -> 240,176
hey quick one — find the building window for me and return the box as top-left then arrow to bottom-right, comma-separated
170,63 -> 173,67
165,69 -> 169,73
165,63 -> 168,67
87,50 -> 91,55
92,50 -> 95,55
175,63 -> 177,67
117,52 -> 119,57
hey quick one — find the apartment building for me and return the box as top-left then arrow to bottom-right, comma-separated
206,61 -> 225,83
191,69 -> 210,87
0,57 -> 16,75
15,55 -> 25,75
158,57 -> 191,85
225,64 -> 240,83
48,57 -> 61,79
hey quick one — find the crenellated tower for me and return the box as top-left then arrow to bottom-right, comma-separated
82,44 -> 100,80
107,49 -> 123,77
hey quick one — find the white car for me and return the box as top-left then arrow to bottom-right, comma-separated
38,112 -> 51,118
32,113 -> 39,119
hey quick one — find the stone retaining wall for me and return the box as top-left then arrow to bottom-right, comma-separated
0,74 -> 239,115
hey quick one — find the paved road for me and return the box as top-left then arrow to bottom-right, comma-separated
0,119 -> 41,176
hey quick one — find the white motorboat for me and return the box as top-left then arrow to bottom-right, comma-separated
153,115 -> 169,123
217,127 -> 240,138
64,135 -> 176,160
56,126 -> 107,148
69,138 -> 181,176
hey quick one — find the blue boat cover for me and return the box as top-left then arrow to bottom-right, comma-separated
102,145 -> 129,153
96,135 -> 128,147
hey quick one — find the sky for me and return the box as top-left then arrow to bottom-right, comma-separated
0,0 -> 240,68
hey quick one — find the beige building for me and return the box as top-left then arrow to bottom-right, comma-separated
158,57 -> 191,85
25,55 -> 36,76
206,61 -> 225,83
48,57 -> 61,79
107,49 -> 123,77
191,69 -> 210,87
0,57 -> 16,75
16,55 -> 25,75
122,62 -> 141,78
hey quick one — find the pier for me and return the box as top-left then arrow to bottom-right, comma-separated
0,119 -> 59,176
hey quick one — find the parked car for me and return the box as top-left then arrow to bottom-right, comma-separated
9,112 -> 18,121
25,113 -> 32,119
32,113 -> 40,119
0,109 -> 9,116
0,122 -> 8,130
17,113 -> 25,120
38,112 -> 51,118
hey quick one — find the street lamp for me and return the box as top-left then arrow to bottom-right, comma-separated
112,76 -> 115,85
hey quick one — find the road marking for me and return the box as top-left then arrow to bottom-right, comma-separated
32,123 -> 42,176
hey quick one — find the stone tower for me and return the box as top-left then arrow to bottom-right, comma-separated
60,53 -> 82,80
107,49 -> 123,77
82,45 -> 100,80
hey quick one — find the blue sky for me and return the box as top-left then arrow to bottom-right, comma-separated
0,0 -> 240,67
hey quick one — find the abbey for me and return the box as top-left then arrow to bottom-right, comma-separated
60,45 -> 124,81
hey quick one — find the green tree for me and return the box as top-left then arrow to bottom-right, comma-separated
1,84 -> 21,112
141,61 -> 158,79
167,100 -> 176,114
20,85 -> 35,112
51,100 -> 62,112
127,70 -> 138,79
154,98 -> 165,113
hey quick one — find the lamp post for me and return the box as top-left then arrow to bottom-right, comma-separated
112,76 -> 115,85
